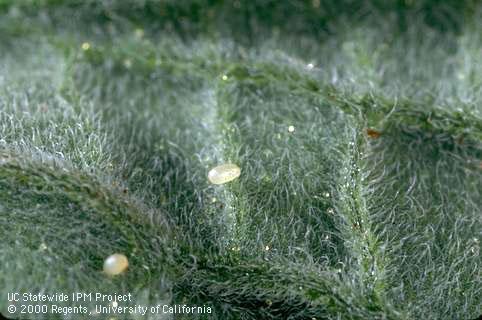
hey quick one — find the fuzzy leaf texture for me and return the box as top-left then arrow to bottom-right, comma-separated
0,1 -> 481,319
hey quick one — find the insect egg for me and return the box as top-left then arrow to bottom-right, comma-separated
208,164 -> 241,185
103,253 -> 129,276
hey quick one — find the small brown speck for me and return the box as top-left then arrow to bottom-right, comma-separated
366,128 -> 381,139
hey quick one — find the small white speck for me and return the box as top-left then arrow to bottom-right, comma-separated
469,245 -> 479,256
134,28 -> 144,38
222,75 -> 228,81
307,63 -> 315,70
81,42 -> 90,51
288,125 -> 295,133
123,59 -> 132,68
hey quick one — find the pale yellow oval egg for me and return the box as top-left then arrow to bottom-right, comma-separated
208,164 -> 241,185
103,253 -> 129,276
